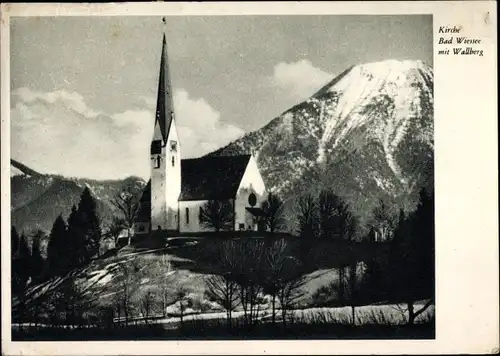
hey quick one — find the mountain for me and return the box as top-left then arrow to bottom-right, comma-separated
210,59 -> 434,233
10,159 -> 146,234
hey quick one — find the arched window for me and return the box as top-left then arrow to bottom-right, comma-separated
248,192 -> 257,207
185,207 -> 190,225
155,155 -> 161,169
172,156 -> 175,167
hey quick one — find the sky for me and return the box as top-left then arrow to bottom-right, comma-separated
10,15 -> 432,180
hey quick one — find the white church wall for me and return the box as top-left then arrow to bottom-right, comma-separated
150,118 -> 181,231
234,156 -> 267,231
178,200 -> 212,233
151,121 -> 167,230
164,121 -> 181,231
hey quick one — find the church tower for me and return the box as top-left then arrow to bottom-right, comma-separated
150,19 -> 181,232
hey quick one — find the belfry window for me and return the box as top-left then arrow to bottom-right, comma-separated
151,140 -> 162,155
170,140 -> 177,152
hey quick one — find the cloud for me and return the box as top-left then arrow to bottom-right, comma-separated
13,87 -> 102,118
271,59 -> 334,99
140,89 -> 245,159
172,89 -> 244,158
11,87 -> 244,180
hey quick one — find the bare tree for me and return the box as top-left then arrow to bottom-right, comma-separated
345,261 -> 360,325
156,254 -> 173,318
276,257 -> 306,327
370,199 -> 395,242
261,239 -> 287,325
103,217 -> 127,247
114,257 -> 146,325
318,189 -> 358,241
295,193 -> 319,238
111,186 -> 141,245
342,211 -> 358,241
230,239 -> 265,327
174,285 -> 188,327
139,289 -> 155,323
205,274 -> 239,328
261,193 -> 286,233
199,200 -> 234,232
203,239 -> 242,328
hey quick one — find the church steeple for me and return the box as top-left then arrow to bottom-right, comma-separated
153,17 -> 175,143
149,17 -> 182,233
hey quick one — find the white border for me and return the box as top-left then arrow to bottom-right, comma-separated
1,2 -> 498,355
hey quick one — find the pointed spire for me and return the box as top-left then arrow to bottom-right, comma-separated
154,17 -> 175,143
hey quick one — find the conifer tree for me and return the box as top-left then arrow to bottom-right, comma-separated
11,226 -> 19,260
14,233 -> 32,294
260,193 -> 285,233
389,189 -> 434,324
67,204 -> 85,267
30,230 -> 45,281
77,187 -> 102,260
11,227 -> 23,296
47,214 -> 69,276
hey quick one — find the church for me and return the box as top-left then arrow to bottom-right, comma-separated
133,27 -> 267,236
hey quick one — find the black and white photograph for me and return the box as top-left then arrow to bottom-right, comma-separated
2,3 -> 497,353
8,13 -> 436,341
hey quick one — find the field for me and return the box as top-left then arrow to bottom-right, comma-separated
12,235 -> 434,340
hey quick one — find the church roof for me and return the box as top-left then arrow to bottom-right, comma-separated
245,207 -> 266,217
154,33 -> 175,143
179,155 -> 252,201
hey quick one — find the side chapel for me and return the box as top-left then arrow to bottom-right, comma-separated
133,23 -> 267,236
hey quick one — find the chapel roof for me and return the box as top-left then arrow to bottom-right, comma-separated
179,155 -> 252,201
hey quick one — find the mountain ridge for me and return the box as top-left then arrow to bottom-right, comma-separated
209,59 -> 434,233
10,159 -> 146,234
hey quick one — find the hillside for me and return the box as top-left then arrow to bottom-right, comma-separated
10,159 -> 146,234
210,59 -> 434,231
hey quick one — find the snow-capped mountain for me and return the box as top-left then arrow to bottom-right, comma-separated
210,59 -> 434,230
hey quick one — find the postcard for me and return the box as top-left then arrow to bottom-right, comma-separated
1,1 -> 498,355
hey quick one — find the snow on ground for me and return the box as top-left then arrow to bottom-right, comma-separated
18,244 -> 433,332
111,301 -> 434,327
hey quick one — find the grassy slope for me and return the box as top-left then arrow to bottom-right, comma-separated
16,237 -> 431,326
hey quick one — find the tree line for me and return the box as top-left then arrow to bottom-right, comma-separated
201,187 -> 434,329
202,238 -> 306,330
11,187 -> 102,302
11,183 -> 433,331
197,188 -> 397,243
